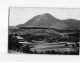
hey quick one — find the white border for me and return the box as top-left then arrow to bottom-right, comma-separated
0,0 -> 80,62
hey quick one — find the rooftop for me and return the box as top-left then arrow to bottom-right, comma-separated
16,36 -> 24,39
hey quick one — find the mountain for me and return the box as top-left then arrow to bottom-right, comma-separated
15,13 -> 80,30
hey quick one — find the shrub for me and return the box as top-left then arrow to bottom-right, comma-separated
22,44 -> 31,53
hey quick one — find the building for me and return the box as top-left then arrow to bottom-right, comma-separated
16,36 -> 25,42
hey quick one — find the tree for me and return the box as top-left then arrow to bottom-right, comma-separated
8,34 -> 21,50
22,44 -> 31,53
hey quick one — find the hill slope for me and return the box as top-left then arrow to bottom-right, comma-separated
14,13 -> 80,30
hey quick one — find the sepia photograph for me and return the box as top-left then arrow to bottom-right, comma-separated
8,7 -> 80,55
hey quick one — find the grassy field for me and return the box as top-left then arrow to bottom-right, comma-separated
20,41 -> 78,53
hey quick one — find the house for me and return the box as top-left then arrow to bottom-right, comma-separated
16,36 -> 25,42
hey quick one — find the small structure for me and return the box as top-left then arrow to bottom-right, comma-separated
16,36 -> 25,42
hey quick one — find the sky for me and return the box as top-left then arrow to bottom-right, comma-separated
9,7 -> 80,26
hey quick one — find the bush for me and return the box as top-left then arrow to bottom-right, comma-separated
22,44 -> 31,53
